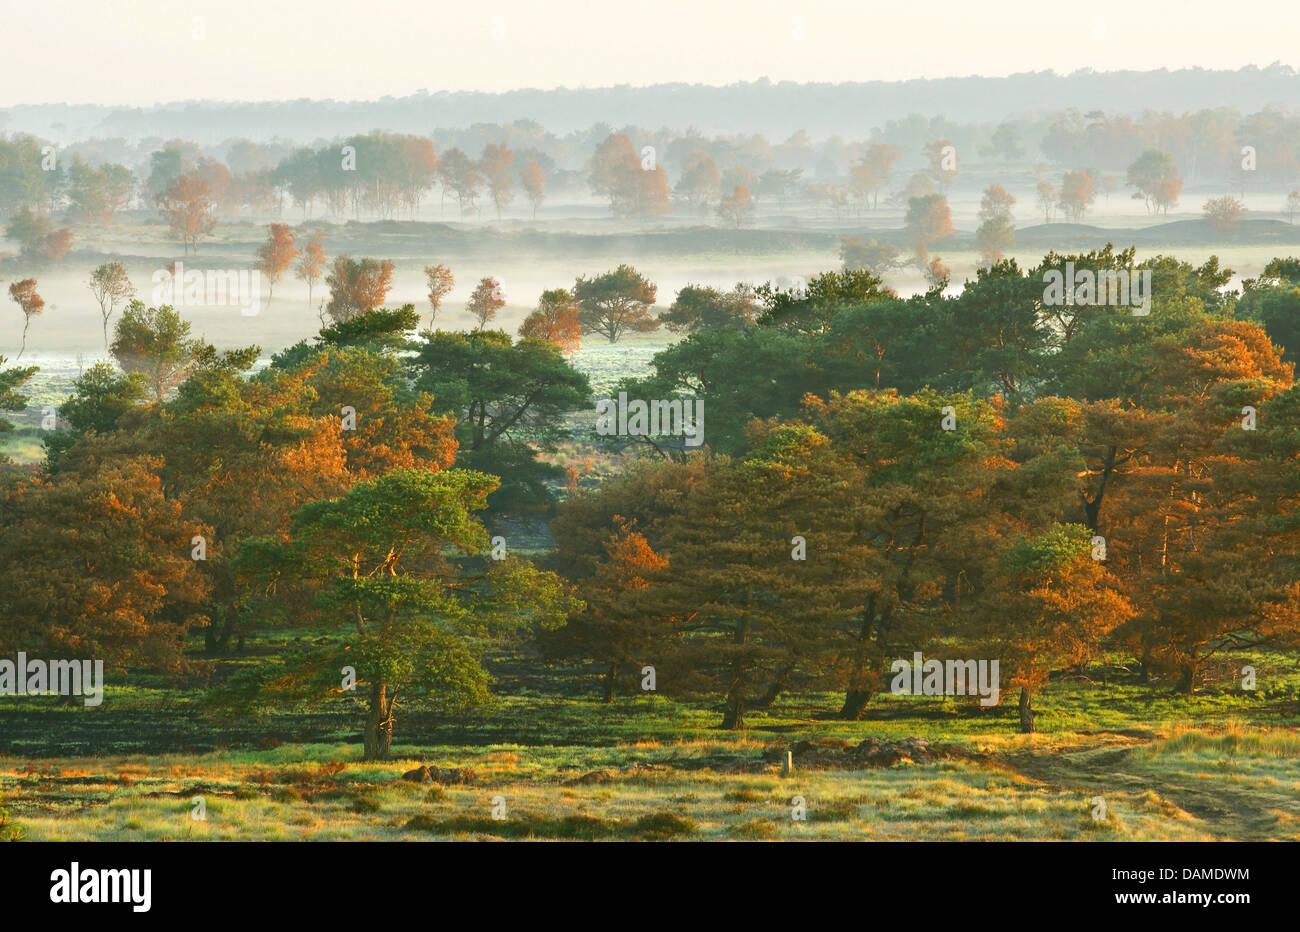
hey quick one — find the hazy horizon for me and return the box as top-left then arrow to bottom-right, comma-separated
5,0 -> 1300,107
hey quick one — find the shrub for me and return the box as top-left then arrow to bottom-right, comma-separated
632,812 -> 697,839
731,818 -> 778,839
403,812 -> 622,839
0,798 -> 26,842
810,798 -> 861,822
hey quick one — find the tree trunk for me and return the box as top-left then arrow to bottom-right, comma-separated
718,617 -> 750,729
602,664 -> 617,703
1082,445 -> 1117,531
1018,687 -> 1035,734
1138,649 -> 1152,685
838,688 -> 873,720
719,698 -> 745,730
363,681 -> 395,760
839,602 -> 883,719
749,664 -> 792,709
203,610 -> 237,655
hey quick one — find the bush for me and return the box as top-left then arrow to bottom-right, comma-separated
731,818 -> 777,839
632,812 -> 697,839
0,798 -> 26,842
403,812 -> 624,839
810,798 -> 861,823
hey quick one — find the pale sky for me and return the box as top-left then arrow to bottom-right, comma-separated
2,0 -> 1295,106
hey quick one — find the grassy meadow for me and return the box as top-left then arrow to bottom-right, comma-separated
2,641 -> 1298,841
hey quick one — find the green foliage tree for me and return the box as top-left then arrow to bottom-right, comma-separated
42,363 -> 147,471
0,356 -> 37,454
659,283 -> 758,335
67,157 -> 134,222
110,301 -> 258,402
410,329 -> 592,512
271,305 -> 420,371
235,468 -> 577,759
755,267 -> 892,334
620,325 -> 818,456
573,264 -> 660,343
1239,261 -> 1300,359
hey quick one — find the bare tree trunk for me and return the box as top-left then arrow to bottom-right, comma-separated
1018,687 -> 1035,734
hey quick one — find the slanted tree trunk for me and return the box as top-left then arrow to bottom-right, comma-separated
839,688 -> 874,720
1082,445 -> 1117,531
363,681 -> 396,760
840,608 -> 877,719
750,664 -> 792,710
1018,686 -> 1035,734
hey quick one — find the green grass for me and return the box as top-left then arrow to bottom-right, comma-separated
0,647 -> 1296,841
8,732 -> 1283,841
1,637 -> 1297,763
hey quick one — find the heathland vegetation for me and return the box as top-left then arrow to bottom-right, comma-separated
2,79 -> 1300,840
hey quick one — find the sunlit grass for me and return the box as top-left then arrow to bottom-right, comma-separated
5,720 -> 1296,841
